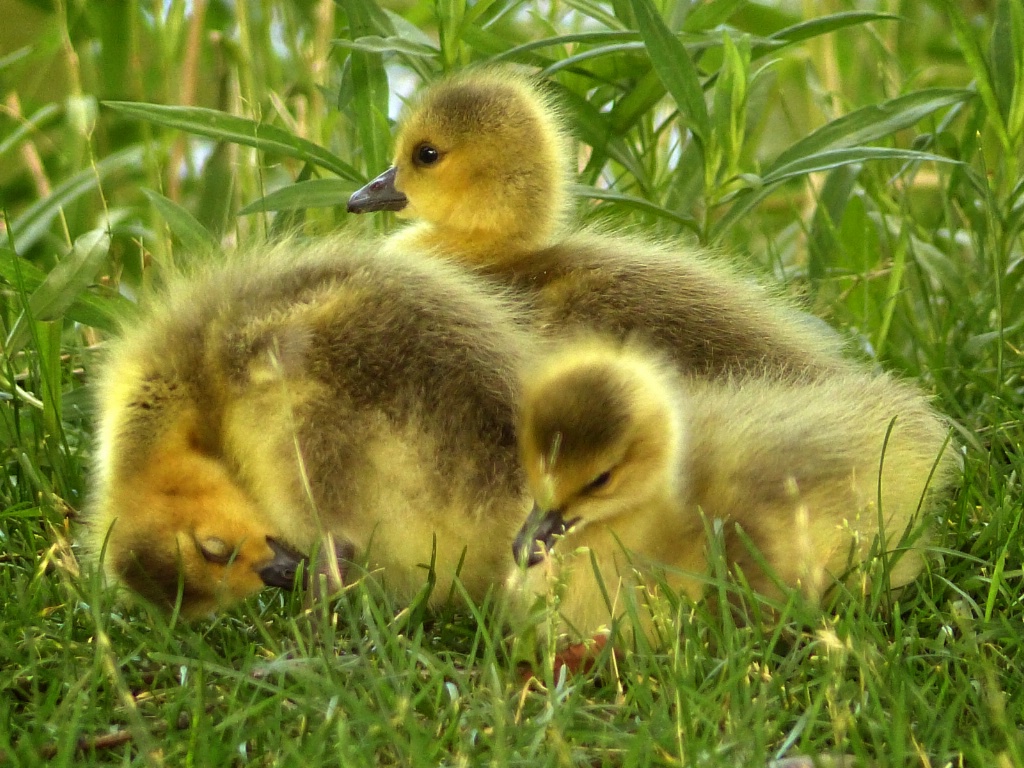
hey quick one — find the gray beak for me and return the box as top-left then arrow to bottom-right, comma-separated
347,167 -> 408,213
258,537 -> 306,588
512,503 -> 579,567
258,536 -> 356,591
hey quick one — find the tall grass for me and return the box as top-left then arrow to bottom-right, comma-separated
1,1 -> 1021,765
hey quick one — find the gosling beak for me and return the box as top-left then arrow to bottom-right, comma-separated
512,503 -> 579,568
258,537 -> 306,589
347,167 -> 408,213
258,536 -> 357,591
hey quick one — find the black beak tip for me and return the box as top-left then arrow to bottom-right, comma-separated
511,537 -> 545,569
513,509 -> 579,569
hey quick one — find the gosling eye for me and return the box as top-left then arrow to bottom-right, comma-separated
197,536 -> 233,565
414,143 -> 441,167
585,471 -> 612,494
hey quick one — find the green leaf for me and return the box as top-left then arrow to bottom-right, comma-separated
560,88 -> 648,183
573,184 -> 699,232
9,145 -> 145,253
609,69 -> 671,135
462,0 -> 500,27
991,0 -> 1024,143
710,31 -> 749,186
541,43 -> 647,77
238,179 -> 361,214
331,36 -> 437,58
562,0 -> 627,30
5,230 -> 111,356
37,319 -> 63,442
808,165 -> 861,282
683,0 -> 746,33
142,189 -> 219,254
459,24 -> 512,60
103,101 -> 361,181
0,45 -> 30,73
343,0 -> 393,176
990,0 -> 1016,121
763,147 -> 960,186
762,11 -> 899,51
0,248 -> 132,333
771,89 -> 973,172
0,103 -> 61,162
940,0 -> 1010,150
712,148 -> 962,242
493,30 -> 641,63
632,0 -> 710,145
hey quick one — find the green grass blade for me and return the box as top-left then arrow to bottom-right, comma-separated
560,88 -> 649,182
758,11 -> 899,53
8,145 -> 145,253
540,42 -> 647,76
940,0 -> 1011,150
562,0 -> 626,30
573,184 -> 699,232
990,0 -> 1024,143
771,89 -> 973,171
331,35 -> 438,58
632,0 -> 711,147
36,318 -> 64,453
0,247 -> 131,334
0,45 -> 30,73
0,103 -> 61,162
713,148 -> 960,241
142,189 -> 220,254
238,178 -> 361,214
682,0 -> 745,33
5,230 -> 110,356
609,69 -> 673,135
344,0 -> 393,176
493,31 -> 641,63
763,147 -> 961,185
102,102 -> 361,181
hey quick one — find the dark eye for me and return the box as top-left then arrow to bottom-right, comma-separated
585,471 -> 612,493
414,143 -> 440,166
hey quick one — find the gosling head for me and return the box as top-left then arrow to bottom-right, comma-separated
513,344 -> 687,567
348,68 -> 573,259
92,453 -> 309,619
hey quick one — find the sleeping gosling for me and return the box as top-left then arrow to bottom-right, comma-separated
85,237 -> 535,617
509,341 -> 959,639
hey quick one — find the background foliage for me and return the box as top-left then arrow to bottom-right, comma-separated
1,0 -> 1021,765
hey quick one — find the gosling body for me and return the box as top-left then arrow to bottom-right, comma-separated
511,342 -> 959,638
350,68 -> 849,379
86,238 -> 534,616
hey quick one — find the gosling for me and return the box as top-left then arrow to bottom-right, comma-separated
85,237 -> 535,617
510,340 -> 959,639
349,67 -> 850,379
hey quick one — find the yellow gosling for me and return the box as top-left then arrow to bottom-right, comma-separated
510,340 -> 959,639
85,237 -> 536,617
348,67 -> 572,263
349,67 -> 850,379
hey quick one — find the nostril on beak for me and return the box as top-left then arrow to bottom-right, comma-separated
258,537 -> 307,589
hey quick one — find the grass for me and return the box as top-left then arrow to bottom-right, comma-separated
1,0 -> 1022,765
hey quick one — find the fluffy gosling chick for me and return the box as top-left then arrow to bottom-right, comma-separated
510,342 -> 958,638
349,68 -> 848,379
86,237 -> 534,617
348,67 -> 572,262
